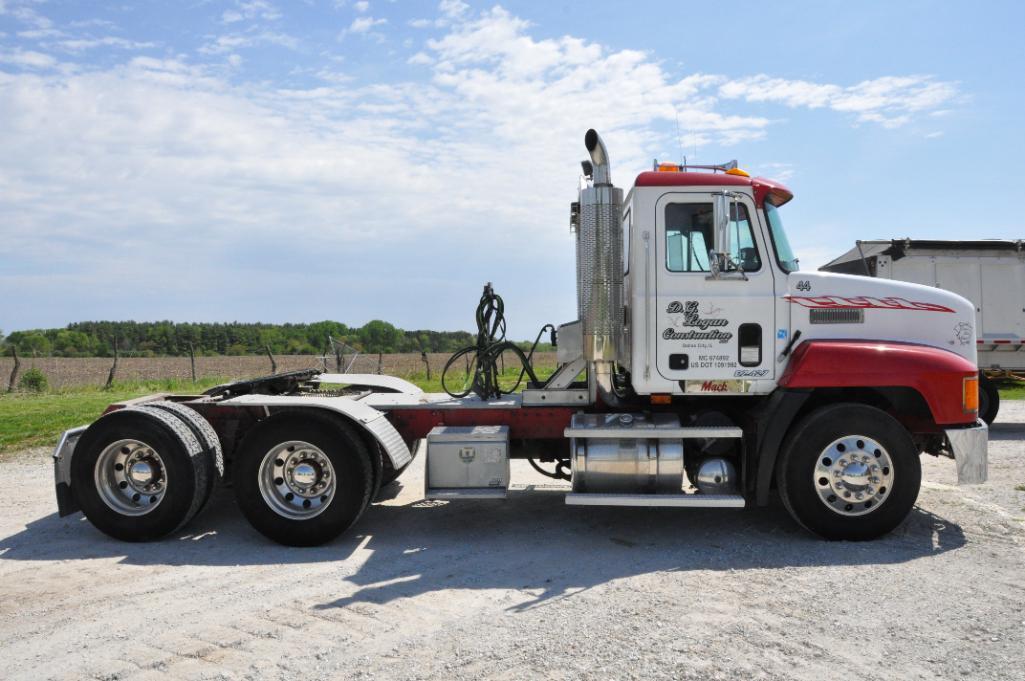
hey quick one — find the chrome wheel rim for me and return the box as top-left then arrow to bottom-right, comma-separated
94,439 -> 167,516
813,435 -> 895,517
258,441 -> 336,520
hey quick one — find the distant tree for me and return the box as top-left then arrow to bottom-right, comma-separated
16,332 -> 51,356
358,320 -> 404,353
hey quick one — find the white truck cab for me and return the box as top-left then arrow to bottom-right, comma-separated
51,130 -> 989,548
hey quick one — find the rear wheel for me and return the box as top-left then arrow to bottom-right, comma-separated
72,407 -> 214,541
233,412 -> 373,546
979,374 -> 1000,425
777,403 -> 921,541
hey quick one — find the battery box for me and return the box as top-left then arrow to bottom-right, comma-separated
425,425 -> 509,499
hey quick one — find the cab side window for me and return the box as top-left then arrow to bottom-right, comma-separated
664,202 -> 761,273
665,203 -> 713,272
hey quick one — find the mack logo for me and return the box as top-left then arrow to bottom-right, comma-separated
700,381 -> 729,392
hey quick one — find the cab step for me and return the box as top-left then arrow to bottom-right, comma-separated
564,493 -> 746,508
563,426 -> 743,439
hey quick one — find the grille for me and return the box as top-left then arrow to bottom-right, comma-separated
809,308 -> 865,324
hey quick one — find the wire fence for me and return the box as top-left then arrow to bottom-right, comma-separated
0,352 -> 559,390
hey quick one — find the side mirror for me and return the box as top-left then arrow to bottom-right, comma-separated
709,192 -> 746,280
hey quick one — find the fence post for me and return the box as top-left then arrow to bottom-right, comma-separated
7,346 -> 20,392
420,351 -> 431,380
265,344 -> 277,374
329,335 -> 344,372
105,337 -> 119,389
188,342 -> 197,382
377,353 -> 383,375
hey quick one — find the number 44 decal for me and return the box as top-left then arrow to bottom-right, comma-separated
796,280 -> 812,291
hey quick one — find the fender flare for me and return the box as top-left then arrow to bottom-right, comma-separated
778,340 -> 978,425
312,373 -> 423,395
219,394 -> 412,469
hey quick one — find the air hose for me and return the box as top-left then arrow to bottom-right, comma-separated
441,283 -> 553,400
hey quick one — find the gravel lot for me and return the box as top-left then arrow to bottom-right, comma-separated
1,405 -> 1023,681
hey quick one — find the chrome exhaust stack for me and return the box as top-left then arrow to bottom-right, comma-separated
574,129 -> 627,407
576,129 -> 624,365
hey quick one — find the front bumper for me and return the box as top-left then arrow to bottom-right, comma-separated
945,419 -> 988,484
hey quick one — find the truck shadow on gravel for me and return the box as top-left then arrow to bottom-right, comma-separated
1,482 -> 966,611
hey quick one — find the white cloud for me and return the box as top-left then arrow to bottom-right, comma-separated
348,16 -> 387,34
199,31 -> 299,54
354,1 -> 369,12
57,36 -> 156,52
719,74 -> 958,128
0,49 -> 57,69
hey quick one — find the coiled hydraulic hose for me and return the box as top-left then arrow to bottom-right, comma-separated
441,284 -> 552,400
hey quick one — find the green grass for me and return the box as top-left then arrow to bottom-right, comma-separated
0,378 -> 226,454
0,364 -> 560,454
995,378 -> 1025,401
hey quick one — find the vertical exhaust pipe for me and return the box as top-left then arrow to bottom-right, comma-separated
576,130 -> 625,406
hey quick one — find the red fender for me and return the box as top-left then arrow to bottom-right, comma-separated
778,340 -> 978,425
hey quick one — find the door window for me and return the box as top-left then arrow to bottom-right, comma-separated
665,201 -> 760,273
665,203 -> 713,272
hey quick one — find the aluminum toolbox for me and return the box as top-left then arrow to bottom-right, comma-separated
425,425 -> 509,499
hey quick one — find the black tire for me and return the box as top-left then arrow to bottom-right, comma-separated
979,374 -> 1000,425
71,406 -> 215,542
233,411 -> 373,546
149,401 -> 224,476
777,403 -> 921,541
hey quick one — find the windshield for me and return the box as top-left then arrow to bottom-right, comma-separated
764,202 -> 799,273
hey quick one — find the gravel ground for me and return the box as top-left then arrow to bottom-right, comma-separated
1,405 -> 1023,681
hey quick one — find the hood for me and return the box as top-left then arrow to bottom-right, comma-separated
786,271 -> 978,364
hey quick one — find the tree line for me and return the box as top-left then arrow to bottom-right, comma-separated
1,320 -> 496,358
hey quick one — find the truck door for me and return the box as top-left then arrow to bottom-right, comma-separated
654,192 -> 776,387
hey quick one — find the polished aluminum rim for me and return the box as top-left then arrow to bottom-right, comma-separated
258,441 -> 336,520
94,439 -> 167,516
813,435 -> 895,517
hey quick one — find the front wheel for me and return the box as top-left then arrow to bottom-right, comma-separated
777,403 -> 921,541
233,412 -> 373,546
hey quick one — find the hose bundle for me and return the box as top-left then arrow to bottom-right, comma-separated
442,283 -> 553,400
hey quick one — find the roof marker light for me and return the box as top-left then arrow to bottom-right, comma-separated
725,168 -> 750,177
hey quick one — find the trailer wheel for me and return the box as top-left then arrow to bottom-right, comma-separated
71,406 -> 215,542
777,403 -> 921,541
233,412 -> 373,546
979,374 -> 1000,425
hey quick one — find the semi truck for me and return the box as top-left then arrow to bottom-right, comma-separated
52,130 -> 988,546
822,239 -> 1025,424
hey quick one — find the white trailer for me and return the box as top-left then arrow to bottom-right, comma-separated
821,239 -> 1025,423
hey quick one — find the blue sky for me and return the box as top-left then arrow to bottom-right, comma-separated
1,0 -> 1022,339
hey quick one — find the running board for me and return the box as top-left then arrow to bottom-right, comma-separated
426,487 -> 507,500
563,426 -> 743,439
564,493 -> 746,508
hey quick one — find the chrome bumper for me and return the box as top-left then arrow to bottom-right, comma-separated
945,419 -> 988,484
52,426 -> 87,516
